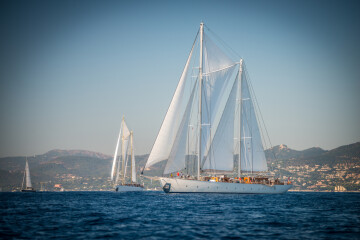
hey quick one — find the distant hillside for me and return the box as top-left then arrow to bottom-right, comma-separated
43,149 -> 111,160
265,144 -> 327,161
0,142 -> 359,191
266,142 -> 360,167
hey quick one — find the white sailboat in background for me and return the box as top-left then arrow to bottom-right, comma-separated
111,117 -> 143,192
142,22 -> 292,194
21,158 -> 36,192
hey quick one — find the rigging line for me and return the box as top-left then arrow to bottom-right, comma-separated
242,63 -> 267,151
243,62 -> 274,155
243,64 -> 277,166
246,83 -> 266,171
204,24 -> 241,60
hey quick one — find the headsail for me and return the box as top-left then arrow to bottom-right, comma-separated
111,125 -> 122,180
240,70 -> 268,172
25,159 -> 32,188
131,146 -> 136,183
145,36 -> 197,169
202,76 -> 239,171
112,117 -> 135,185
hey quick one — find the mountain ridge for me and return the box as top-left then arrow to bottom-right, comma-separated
0,142 -> 359,191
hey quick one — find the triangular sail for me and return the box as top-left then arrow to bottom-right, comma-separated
131,148 -> 136,183
121,121 -> 130,163
240,70 -> 268,172
145,39 -> 197,169
164,83 -> 196,174
202,76 -> 238,171
112,118 -> 134,185
123,140 -> 130,182
111,125 -> 122,180
25,159 -> 32,188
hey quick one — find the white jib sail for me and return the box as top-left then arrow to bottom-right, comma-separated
121,121 -> 131,161
121,121 -> 131,180
164,83 -> 196,174
25,159 -> 32,188
240,69 -> 268,172
202,76 -> 239,171
131,148 -> 136,183
145,43 -> 195,169
111,124 -> 122,180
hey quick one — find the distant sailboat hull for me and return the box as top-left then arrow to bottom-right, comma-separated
115,184 -> 144,192
160,178 -> 292,194
21,188 -> 36,192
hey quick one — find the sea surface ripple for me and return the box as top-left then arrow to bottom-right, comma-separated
1,192 -> 359,239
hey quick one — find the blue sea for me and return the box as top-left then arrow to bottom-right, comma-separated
1,191 -> 359,239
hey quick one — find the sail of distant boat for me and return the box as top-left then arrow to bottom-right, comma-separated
21,158 -> 36,192
111,117 -> 143,191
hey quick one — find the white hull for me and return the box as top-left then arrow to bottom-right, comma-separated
115,185 -> 144,192
160,178 -> 292,194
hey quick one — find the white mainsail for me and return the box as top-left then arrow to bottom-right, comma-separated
112,118 -> 137,185
131,145 -> 136,183
25,159 -> 32,188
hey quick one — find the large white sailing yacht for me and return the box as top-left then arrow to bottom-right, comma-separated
142,23 -> 292,194
111,117 -> 143,192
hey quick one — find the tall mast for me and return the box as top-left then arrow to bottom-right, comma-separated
238,59 -> 243,178
130,131 -> 133,183
197,22 -> 204,180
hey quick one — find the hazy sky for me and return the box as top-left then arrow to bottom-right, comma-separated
0,0 -> 359,157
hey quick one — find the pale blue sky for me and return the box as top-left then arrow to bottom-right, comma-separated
0,0 -> 359,157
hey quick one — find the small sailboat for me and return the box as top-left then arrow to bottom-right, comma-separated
21,158 -> 36,192
111,117 -> 144,192
335,186 -> 346,192
142,23 -> 292,194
